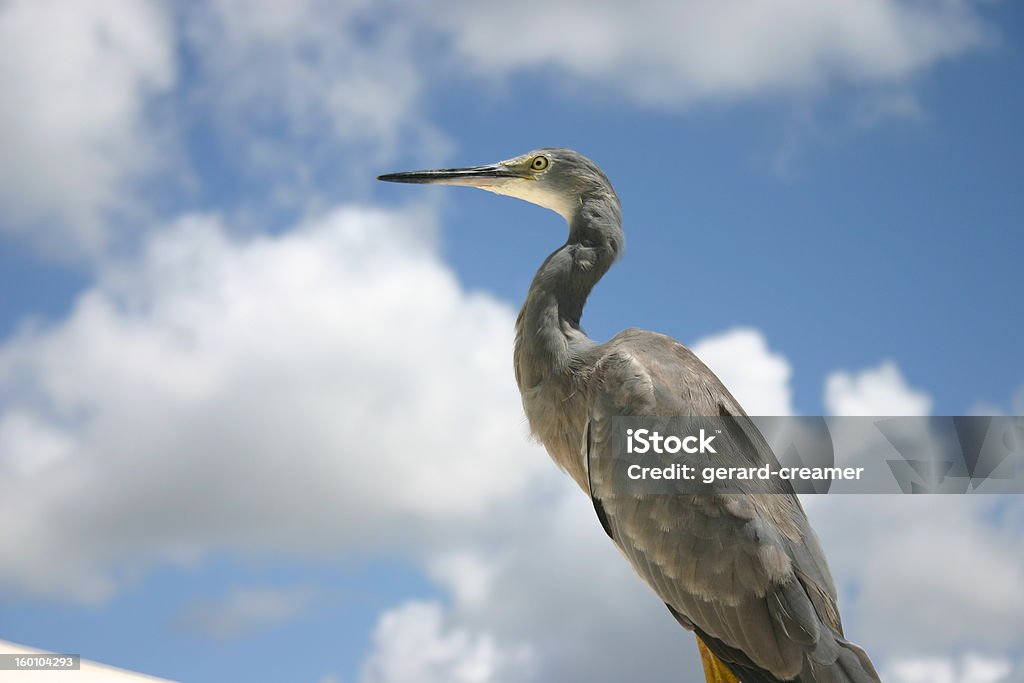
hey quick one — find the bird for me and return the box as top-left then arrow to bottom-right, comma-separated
378,148 -> 881,683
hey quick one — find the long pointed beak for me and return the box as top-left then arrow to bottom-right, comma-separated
377,163 -> 522,187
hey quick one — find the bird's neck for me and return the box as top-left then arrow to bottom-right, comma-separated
514,191 -> 622,392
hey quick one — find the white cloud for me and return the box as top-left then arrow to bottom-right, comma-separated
422,0 -> 990,106
181,0 -> 442,191
0,193 -> 707,678
0,1 -> 996,256
416,480 -> 707,682
0,0 -> 443,257
0,203 -> 548,601
969,379 -> 1024,417
1,207 -> 1020,680
808,493 -> 1024,655
885,654 -> 1015,683
811,360 -> 1024,668
691,327 -> 794,415
0,410 -> 74,478
428,552 -> 499,610
360,601 -> 534,683
2,216 -> 1020,679
174,584 -> 320,639
825,360 -> 933,416
0,0 -> 175,254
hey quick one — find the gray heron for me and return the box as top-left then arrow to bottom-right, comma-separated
379,148 -> 880,683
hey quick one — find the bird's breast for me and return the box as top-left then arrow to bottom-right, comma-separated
519,377 -> 592,491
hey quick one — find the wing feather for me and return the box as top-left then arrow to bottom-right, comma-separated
586,330 -> 878,682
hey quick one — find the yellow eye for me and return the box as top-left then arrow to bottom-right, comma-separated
530,156 -> 549,171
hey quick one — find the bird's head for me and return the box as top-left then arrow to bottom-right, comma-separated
378,147 -> 615,223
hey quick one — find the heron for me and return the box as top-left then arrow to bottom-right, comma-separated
379,148 -> 880,683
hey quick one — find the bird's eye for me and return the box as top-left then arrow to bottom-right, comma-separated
530,156 -> 549,171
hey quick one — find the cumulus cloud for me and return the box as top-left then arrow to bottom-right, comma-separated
453,482 -> 1024,683
1,200 -> 1019,678
174,584 -> 320,640
808,491 -> 1024,655
360,601 -> 534,683
421,0 -> 991,106
0,0 -> 996,273
414,481 -> 707,682
182,0 -> 439,172
0,0 -> 441,257
0,1 -> 998,258
885,654 -> 1016,683
0,194 -> 705,678
810,359 -> 1024,674
691,327 -> 794,415
0,204 -> 549,601
0,0 -> 175,254
969,379 -> 1024,418
825,360 -> 933,416
170,0 -> 999,198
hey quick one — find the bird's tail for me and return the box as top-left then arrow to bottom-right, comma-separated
697,636 -> 741,683
804,638 -> 881,683
696,634 -> 881,683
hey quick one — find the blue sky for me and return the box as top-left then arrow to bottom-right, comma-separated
0,2 -> 1022,682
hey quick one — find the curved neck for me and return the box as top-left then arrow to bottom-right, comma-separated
514,190 -> 622,390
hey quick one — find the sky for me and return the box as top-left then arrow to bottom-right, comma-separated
0,1 -> 1022,682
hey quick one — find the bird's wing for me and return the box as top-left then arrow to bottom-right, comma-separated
586,330 -> 878,682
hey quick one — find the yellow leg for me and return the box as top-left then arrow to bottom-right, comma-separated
697,636 -> 741,683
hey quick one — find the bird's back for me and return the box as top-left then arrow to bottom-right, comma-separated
578,329 -> 880,682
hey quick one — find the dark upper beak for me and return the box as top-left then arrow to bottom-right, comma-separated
377,163 -> 521,187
